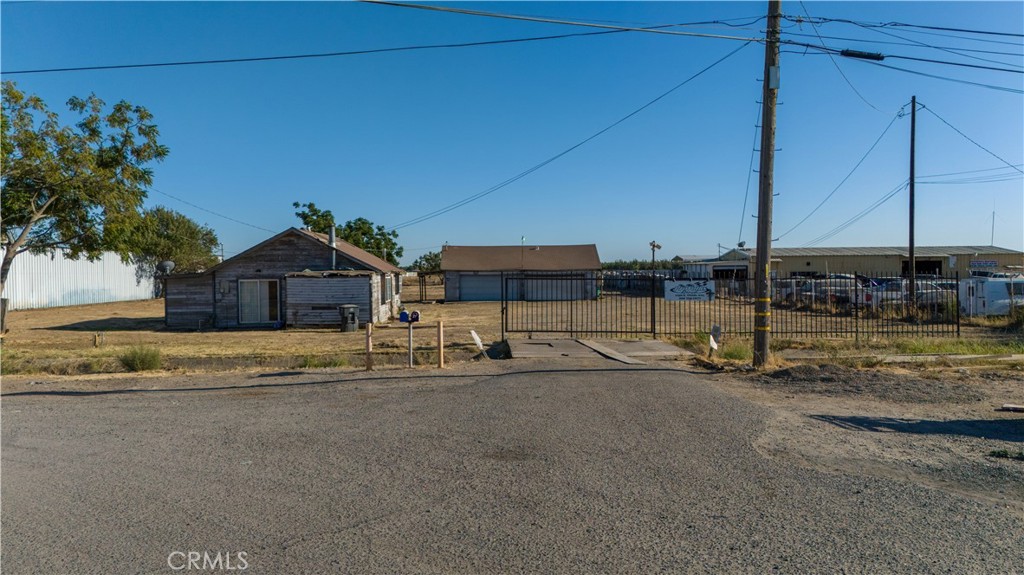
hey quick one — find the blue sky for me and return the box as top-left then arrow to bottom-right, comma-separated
3,1 -> 1022,264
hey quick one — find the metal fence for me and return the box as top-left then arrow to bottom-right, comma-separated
501,271 -> 961,339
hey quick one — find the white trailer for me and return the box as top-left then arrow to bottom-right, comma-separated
959,275 -> 1023,316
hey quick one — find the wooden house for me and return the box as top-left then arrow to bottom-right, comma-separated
163,228 -> 403,329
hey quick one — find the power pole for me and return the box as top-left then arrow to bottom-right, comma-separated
909,95 -> 916,306
753,0 -> 781,368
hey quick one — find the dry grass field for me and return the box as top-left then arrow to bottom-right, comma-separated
2,286 -> 1020,376
1,294 -> 503,375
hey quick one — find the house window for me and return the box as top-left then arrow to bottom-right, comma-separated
381,274 -> 393,303
238,279 -> 279,324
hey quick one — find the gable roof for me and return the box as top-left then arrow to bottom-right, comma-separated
441,244 -> 600,271
170,228 -> 402,277
295,228 -> 404,274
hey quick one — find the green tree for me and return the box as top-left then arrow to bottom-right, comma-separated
292,201 -> 335,234
293,202 -> 403,266
1,81 -> 168,297
132,206 -> 220,275
410,250 -> 441,272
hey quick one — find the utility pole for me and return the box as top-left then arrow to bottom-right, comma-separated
650,240 -> 661,338
753,0 -> 781,368
909,95 -> 917,306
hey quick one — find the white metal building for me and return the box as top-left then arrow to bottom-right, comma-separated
3,250 -> 155,310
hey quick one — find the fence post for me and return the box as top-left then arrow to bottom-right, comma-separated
365,322 -> 373,371
955,271 -> 961,338
437,321 -> 445,368
501,272 -> 507,341
650,271 -> 657,338
855,271 -> 860,344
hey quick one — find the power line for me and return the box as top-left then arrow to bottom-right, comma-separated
385,41 -> 753,232
798,1 -> 884,112
852,59 -> 1024,94
884,54 -> 1022,74
919,103 -> 1024,175
151,189 -> 276,233
1,27 -> 680,75
788,15 -> 1024,70
775,109 -> 904,241
801,180 -> 909,247
918,164 -> 1024,178
737,101 -> 762,244
786,14 -> 1024,39
361,0 -> 764,43
781,30 -> 1024,59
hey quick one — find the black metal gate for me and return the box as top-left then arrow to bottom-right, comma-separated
501,271 -> 960,340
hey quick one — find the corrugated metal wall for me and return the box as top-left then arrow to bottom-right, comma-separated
4,251 -> 156,310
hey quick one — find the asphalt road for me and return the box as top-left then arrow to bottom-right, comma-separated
2,361 -> 1021,574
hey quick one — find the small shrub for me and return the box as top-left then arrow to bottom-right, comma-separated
720,340 -> 752,361
119,346 -> 162,371
988,449 -> 1024,461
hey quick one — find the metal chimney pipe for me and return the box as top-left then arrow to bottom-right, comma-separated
329,227 -> 336,270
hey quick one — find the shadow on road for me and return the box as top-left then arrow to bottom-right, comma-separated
810,414 -> 1024,443
1,367 -> 702,399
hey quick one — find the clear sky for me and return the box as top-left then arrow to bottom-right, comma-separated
2,1 -> 1022,264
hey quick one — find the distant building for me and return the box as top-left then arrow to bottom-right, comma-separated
3,250 -> 155,310
162,228 -> 403,329
441,244 -> 601,301
678,245 -> 1024,279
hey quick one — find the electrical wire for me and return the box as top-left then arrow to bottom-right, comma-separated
775,109 -> 904,241
918,164 -> 1024,178
919,103 -> 1024,175
360,0 -> 764,43
918,175 -> 1022,185
385,41 -> 753,232
885,54 -> 1022,74
798,1 -> 885,112
1,26 -> 683,75
788,15 -> 1024,70
801,180 -> 910,247
151,189 -> 276,233
785,15 -> 1023,39
780,30 -> 1024,59
852,59 -> 1024,94
737,102 -> 762,245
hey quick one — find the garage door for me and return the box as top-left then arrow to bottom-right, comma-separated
459,274 -> 502,301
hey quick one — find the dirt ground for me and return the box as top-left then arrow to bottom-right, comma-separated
2,298 -> 1022,520
705,362 -> 1024,518
0,297 -> 503,374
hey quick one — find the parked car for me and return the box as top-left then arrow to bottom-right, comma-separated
856,279 -> 957,310
796,278 -> 861,307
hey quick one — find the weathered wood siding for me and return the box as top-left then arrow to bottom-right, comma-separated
164,230 -> 400,328
210,234 -> 335,328
164,275 -> 214,329
285,276 -> 372,327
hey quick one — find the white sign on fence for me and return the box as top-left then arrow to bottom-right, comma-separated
664,280 -> 715,302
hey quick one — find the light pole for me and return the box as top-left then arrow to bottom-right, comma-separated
650,241 -> 661,337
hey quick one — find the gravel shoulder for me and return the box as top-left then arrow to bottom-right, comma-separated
704,362 -> 1024,518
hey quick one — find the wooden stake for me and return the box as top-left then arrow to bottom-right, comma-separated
365,323 -> 373,371
437,321 -> 445,368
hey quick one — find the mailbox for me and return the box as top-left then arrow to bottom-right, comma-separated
410,310 -> 420,323
399,310 -> 409,323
